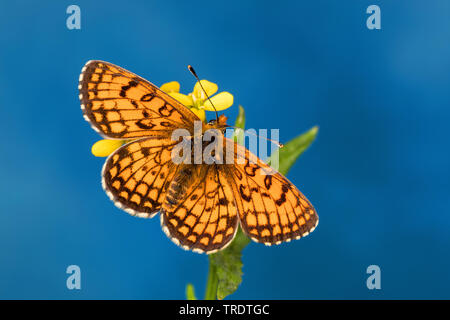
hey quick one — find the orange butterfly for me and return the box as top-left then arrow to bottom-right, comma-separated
79,60 -> 318,254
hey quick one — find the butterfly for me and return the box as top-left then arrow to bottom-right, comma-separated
79,60 -> 318,254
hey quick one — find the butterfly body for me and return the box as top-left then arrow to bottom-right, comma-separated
79,60 -> 318,254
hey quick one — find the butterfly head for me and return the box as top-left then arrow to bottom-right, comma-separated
204,114 -> 228,132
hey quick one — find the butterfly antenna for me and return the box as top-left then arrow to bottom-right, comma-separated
227,125 -> 284,148
188,65 -> 219,122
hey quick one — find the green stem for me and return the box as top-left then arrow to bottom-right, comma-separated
204,256 -> 218,300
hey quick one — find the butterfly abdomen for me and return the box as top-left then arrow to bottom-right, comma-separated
164,167 -> 193,209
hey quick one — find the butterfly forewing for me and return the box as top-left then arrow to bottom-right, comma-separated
79,60 -> 199,139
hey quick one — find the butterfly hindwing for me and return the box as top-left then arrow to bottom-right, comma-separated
160,164 -> 239,254
225,138 -> 318,245
79,60 -> 199,139
102,137 -> 180,218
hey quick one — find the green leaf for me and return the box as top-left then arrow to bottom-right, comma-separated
208,227 -> 250,300
231,105 -> 245,145
267,126 -> 318,175
186,283 -> 197,300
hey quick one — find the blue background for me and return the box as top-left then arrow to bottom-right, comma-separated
0,0 -> 449,299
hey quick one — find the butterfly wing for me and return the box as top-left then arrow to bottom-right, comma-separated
102,136 -> 180,217
225,138 -> 318,245
160,164 -> 239,254
79,60 -> 199,139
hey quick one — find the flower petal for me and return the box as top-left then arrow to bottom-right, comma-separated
160,81 -> 180,93
168,92 -> 193,107
190,107 -> 206,122
193,80 -> 218,99
92,139 -> 125,157
203,92 -> 234,111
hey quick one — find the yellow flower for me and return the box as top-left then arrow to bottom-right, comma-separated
91,139 -> 126,157
162,80 -> 234,123
91,79 -> 233,157
160,81 -> 180,93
